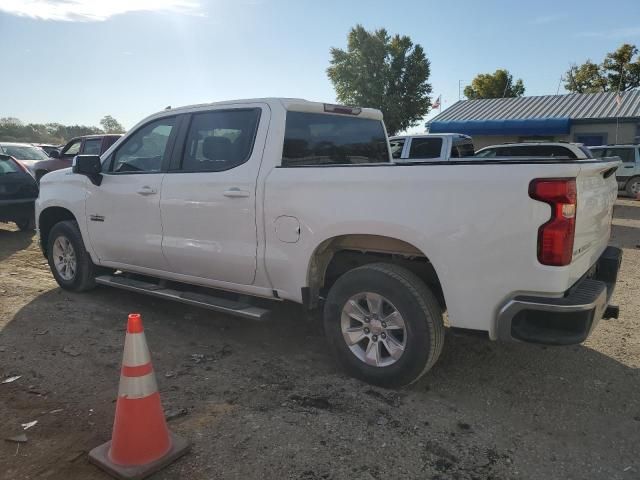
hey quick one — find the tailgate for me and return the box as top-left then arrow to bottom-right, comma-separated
573,162 -> 619,262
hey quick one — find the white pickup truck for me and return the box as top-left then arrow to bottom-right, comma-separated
36,98 -> 622,387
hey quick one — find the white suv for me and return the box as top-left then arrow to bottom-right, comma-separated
475,142 -> 593,160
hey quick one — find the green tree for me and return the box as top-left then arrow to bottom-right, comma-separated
564,44 -> 640,93
327,25 -> 432,135
565,61 -> 608,93
0,118 -> 102,144
100,115 -> 125,134
463,69 -> 525,99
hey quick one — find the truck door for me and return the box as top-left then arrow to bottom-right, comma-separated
159,103 -> 270,285
85,116 -> 179,270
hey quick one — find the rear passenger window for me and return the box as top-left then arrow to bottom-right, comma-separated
282,112 -> 389,166
83,138 -> 102,155
180,109 -> 261,172
408,138 -> 442,159
451,140 -> 475,158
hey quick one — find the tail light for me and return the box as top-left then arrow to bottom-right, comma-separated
529,178 -> 577,266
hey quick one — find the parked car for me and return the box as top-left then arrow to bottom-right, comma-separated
36,98 -> 622,387
31,134 -> 122,182
0,154 -> 39,230
389,133 -> 475,161
475,142 -> 593,160
589,144 -> 640,197
34,143 -> 62,157
0,142 -> 49,174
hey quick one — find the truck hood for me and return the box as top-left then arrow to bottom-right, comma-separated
40,167 -> 73,184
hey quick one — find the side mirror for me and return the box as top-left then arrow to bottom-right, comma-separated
48,149 -> 60,159
72,155 -> 103,186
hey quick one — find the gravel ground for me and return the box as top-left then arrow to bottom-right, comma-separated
0,199 -> 639,480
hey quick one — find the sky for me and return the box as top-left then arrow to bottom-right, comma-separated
1,0 -> 640,133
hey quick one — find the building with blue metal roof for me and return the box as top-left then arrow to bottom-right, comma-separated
426,91 -> 640,148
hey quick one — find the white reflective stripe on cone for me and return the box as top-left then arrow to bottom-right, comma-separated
118,372 -> 158,399
122,332 -> 151,367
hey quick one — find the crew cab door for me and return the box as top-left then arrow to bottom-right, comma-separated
159,104 -> 268,285
85,116 -> 179,270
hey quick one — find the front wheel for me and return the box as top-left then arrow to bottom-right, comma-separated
323,263 -> 444,388
625,176 -> 640,198
47,220 -> 97,292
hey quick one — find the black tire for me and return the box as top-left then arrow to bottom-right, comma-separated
15,217 -> 35,231
47,220 -> 97,292
625,176 -> 640,198
323,263 -> 444,388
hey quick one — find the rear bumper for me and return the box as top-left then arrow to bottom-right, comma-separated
497,246 -> 622,345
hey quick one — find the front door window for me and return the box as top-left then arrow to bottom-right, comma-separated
110,118 -> 175,173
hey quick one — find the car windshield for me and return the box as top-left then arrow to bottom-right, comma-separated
0,155 -> 20,174
1,145 -> 49,161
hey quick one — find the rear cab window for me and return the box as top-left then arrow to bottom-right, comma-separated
451,137 -> 475,158
282,112 -> 389,166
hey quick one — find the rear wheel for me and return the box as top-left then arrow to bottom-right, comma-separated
47,220 -> 97,292
625,176 -> 640,198
323,263 -> 444,388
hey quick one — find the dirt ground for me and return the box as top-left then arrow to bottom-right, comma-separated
0,199 -> 638,480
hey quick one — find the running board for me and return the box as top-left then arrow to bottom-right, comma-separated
95,275 -> 270,321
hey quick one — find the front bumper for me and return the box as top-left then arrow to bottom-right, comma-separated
497,246 -> 622,345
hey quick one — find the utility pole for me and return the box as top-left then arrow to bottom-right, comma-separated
556,75 -> 563,95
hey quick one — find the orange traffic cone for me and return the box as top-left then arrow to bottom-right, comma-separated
89,313 -> 189,479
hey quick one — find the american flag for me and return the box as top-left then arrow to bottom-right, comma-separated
615,92 -> 623,109
432,95 -> 441,109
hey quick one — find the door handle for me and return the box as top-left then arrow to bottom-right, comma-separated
223,188 -> 250,198
136,185 -> 157,195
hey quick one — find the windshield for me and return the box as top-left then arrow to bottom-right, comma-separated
1,145 -> 49,161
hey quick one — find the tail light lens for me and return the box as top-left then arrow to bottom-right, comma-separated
529,178 -> 577,266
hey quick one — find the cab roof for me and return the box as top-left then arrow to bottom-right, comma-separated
149,98 -> 383,121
